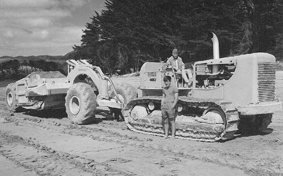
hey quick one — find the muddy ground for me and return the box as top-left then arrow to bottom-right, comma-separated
0,72 -> 283,176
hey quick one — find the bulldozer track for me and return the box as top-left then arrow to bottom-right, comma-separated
125,96 -> 240,142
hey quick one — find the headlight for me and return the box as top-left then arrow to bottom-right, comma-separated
177,104 -> 183,112
148,102 -> 155,111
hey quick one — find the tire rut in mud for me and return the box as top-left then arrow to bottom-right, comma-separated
0,132 -> 133,176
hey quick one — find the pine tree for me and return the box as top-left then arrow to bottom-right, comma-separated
72,0 -> 283,73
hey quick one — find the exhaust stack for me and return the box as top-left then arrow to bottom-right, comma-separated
211,32 -> 219,59
211,32 -> 220,73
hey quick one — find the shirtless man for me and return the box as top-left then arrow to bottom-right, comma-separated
161,76 -> 178,139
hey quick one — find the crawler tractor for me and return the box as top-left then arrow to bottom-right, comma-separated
5,60 -> 124,124
122,33 -> 282,141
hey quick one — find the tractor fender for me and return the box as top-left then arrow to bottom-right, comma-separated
67,66 -> 105,94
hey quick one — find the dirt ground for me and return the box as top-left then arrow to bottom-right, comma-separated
0,72 -> 283,176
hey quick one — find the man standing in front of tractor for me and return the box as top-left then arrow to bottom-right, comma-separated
166,48 -> 192,87
161,76 -> 179,139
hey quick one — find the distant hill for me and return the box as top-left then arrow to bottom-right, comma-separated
0,55 -> 67,63
0,51 -> 82,65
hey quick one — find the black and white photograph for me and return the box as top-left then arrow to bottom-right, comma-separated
0,0 -> 283,175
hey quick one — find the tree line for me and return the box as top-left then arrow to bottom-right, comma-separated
71,0 -> 283,75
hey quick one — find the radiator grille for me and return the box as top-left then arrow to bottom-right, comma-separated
258,62 -> 276,102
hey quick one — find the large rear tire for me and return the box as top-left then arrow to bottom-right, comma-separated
5,83 -> 19,112
65,83 -> 97,124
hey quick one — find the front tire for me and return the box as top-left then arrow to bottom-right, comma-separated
65,83 -> 97,124
5,83 -> 19,112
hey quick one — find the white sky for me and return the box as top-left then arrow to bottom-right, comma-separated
0,0 -> 105,56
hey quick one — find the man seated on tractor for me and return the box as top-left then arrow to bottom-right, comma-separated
166,48 -> 192,87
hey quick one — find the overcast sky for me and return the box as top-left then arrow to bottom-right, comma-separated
0,0 -> 105,57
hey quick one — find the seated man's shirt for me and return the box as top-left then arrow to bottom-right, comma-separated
166,56 -> 184,70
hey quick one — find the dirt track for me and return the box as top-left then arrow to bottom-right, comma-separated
0,72 -> 283,176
